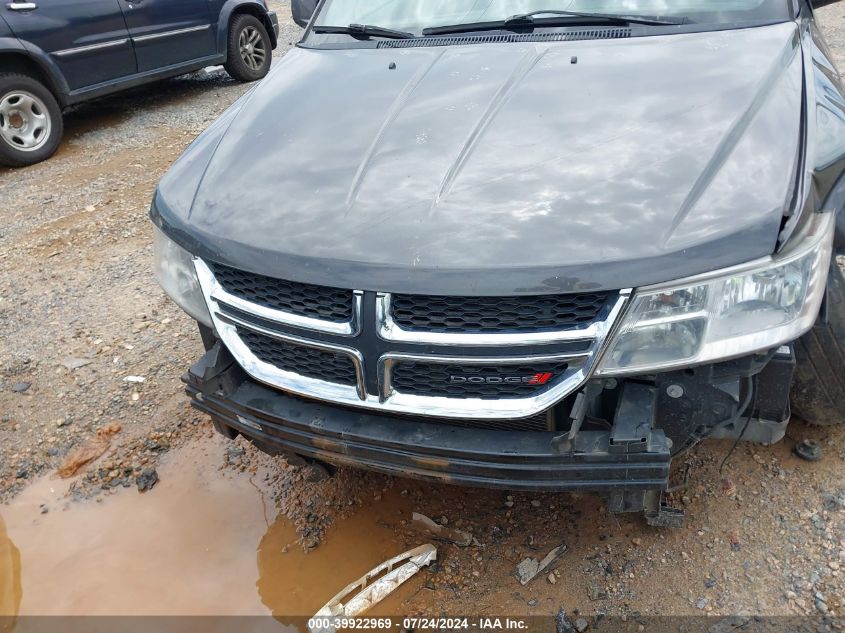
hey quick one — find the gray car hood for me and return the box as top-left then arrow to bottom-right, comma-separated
155,22 -> 804,295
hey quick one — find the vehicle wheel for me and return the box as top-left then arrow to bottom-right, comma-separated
0,73 -> 63,168
790,257 -> 845,426
224,14 -> 272,82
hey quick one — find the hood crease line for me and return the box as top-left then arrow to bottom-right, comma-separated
660,26 -> 800,247
344,49 -> 447,215
431,45 -> 551,214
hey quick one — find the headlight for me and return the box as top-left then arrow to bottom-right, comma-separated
596,213 -> 835,376
153,226 -> 213,328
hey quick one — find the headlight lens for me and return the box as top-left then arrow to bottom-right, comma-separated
596,213 -> 835,375
153,226 -> 213,328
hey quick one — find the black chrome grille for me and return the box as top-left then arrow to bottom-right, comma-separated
391,362 -> 570,399
390,293 -> 611,333
210,262 -> 353,323
237,328 -> 357,386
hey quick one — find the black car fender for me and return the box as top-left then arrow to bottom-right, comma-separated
808,19 -> 845,254
217,0 -> 277,55
779,18 -> 845,255
0,37 -> 70,106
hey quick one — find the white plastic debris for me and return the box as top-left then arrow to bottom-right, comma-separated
515,544 -> 567,585
61,358 -> 92,371
123,376 -> 146,383
310,544 -> 437,633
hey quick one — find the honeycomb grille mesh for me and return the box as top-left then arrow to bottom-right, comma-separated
210,262 -> 353,323
390,293 -> 610,333
392,362 -> 569,399
237,328 -> 357,386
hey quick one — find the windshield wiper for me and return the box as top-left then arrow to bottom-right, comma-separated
423,10 -> 686,36
312,23 -> 416,39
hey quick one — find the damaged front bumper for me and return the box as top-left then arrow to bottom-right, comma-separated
184,342 -> 795,525
185,344 -> 671,487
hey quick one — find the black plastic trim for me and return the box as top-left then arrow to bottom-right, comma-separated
183,364 -> 673,491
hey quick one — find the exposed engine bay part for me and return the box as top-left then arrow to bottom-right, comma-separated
309,544 -> 437,633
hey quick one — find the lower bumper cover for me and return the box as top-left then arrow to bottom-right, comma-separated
183,353 -> 673,492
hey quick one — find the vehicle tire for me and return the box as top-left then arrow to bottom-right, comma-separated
0,73 -> 63,168
790,257 -> 845,426
224,14 -> 272,82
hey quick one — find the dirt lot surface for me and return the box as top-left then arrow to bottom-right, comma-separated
1,1 -> 845,626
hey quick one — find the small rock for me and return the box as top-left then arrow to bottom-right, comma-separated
785,590 -> 797,600
136,468 -> 158,492
632,538 -> 642,547
575,617 -> 589,632
815,599 -> 829,615
531,500 -> 542,508
794,439 -> 823,462
527,599 -> 538,607
411,512 -> 443,534
705,578 -> 717,589
548,573 -> 557,585
227,446 -> 245,456
697,597 -> 710,610
11,382 -> 31,393
555,609 -> 576,633
450,529 -> 473,548
589,585 -> 608,601
829,561 -> 840,571
39,505 -> 48,515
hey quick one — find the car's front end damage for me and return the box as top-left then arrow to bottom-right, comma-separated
161,210 -> 834,525
150,2 -> 845,523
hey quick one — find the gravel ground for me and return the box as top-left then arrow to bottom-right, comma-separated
0,0 -> 301,500
0,1 -> 844,620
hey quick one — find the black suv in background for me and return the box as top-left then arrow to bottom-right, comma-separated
0,0 -> 279,167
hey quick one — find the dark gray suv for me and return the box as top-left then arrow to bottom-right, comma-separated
152,0 -> 845,524
0,0 -> 279,167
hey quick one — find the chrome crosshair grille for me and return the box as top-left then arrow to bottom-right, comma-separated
195,259 -> 630,420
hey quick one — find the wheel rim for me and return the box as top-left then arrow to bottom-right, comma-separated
238,25 -> 267,71
0,90 -> 52,153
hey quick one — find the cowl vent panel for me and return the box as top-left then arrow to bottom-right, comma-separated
377,28 -> 631,48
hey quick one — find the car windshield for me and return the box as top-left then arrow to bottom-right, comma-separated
313,1 -> 793,36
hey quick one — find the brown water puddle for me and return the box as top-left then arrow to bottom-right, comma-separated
0,435 -> 431,625
257,491 -> 419,623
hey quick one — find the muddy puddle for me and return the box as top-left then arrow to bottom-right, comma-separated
0,435 -> 432,628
